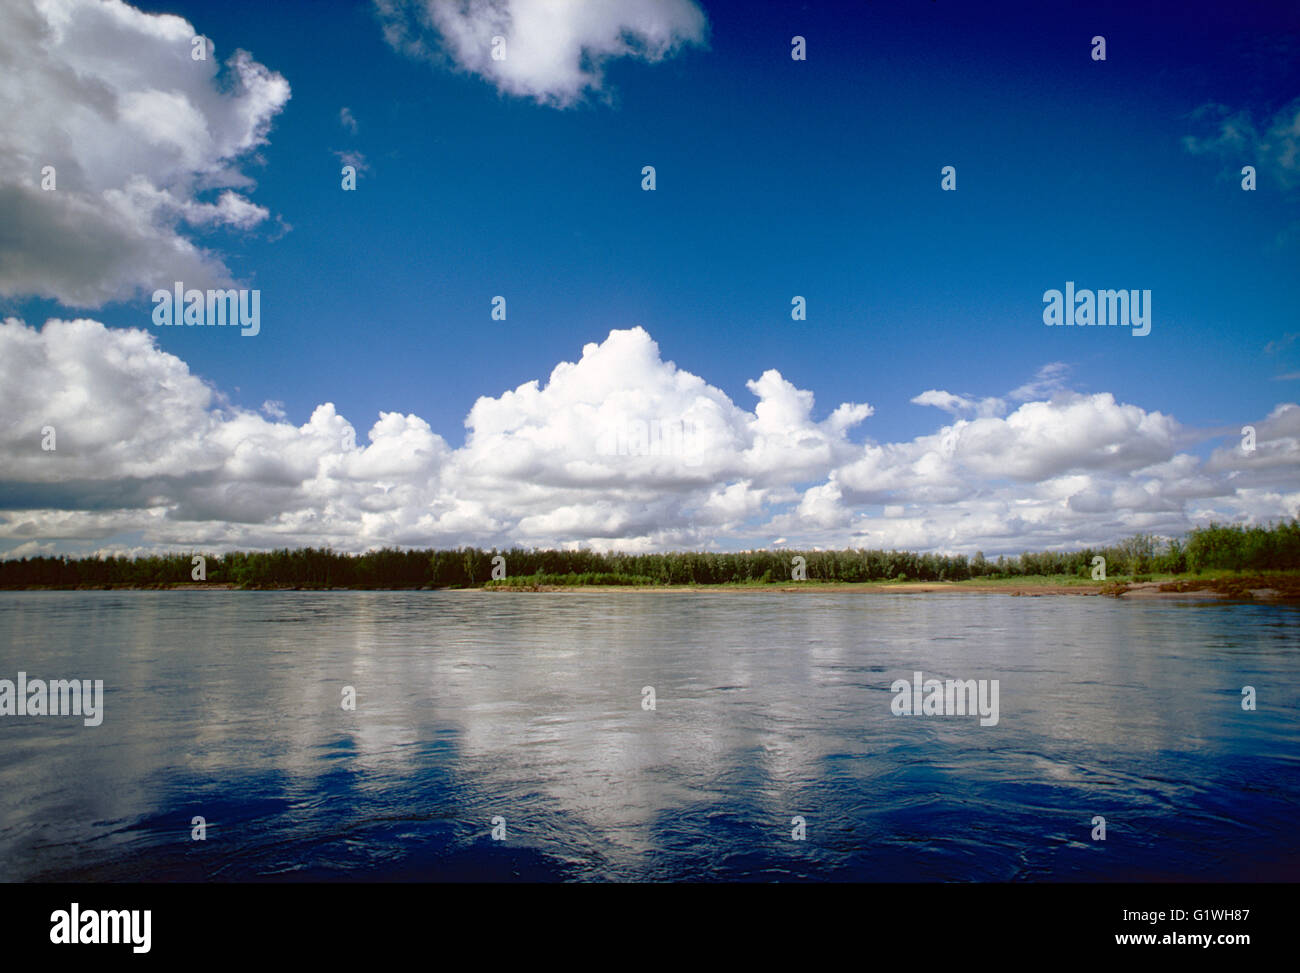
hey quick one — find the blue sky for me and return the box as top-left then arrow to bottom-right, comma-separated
1,0 -> 1298,555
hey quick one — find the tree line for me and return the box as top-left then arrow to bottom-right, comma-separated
1,520 -> 1296,589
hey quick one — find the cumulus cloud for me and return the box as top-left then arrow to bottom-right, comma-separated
1203,403 -> 1300,486
0,318 -> 1296,557
0,0 -> 290,306
375,0 -> 707,107
0,316 -> 452,545
420,327 -> 870,546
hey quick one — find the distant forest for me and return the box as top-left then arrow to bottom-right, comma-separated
1,521 -> 1297,589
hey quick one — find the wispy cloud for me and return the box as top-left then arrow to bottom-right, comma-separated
1009,362 -> 1070,401
1182,96 -> 1300,190
333,150 -> 370,173
911,389 -> 1006,418
1266,331 -> 1299,356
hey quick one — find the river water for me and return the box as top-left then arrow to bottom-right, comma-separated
0,589 -> 1296,881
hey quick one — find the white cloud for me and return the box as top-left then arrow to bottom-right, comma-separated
1,318 -> 1297,557
911,389 -> 1006,418
0,0 -> 290,306
375,0 -> 707,107
958,394 -> 1179,481
1203,403 -> 1300,482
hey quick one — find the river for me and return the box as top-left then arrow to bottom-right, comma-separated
0,589 -> 1296,881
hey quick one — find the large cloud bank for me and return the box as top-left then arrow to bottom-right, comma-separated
3,317 -> 1296,557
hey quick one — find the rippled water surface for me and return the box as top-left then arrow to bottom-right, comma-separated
0,590 -> 1297,881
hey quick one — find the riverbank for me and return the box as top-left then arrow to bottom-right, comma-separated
481,575 -> 1299,599
7,572 -> 1297,599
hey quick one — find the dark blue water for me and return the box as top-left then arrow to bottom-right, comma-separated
0,590 -> 1296,881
